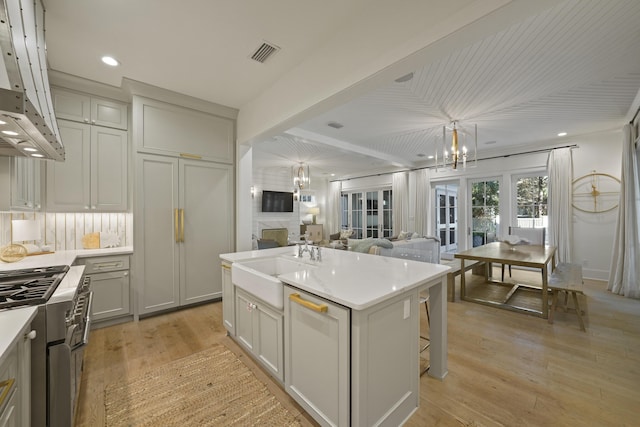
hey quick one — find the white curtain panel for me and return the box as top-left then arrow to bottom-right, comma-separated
414,169 -> 430,236
608,124 -> 640,298
326,181 -> 342,234
392,172 -> 409,234
547,147 -> 573,263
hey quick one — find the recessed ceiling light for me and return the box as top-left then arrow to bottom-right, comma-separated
101,56 -> 120,66
427,155 -> 434,159
2,130 -> 18,136
0,120 -> 6,125
557,132 -> 567,137
31,153 -> 44,158
23,147 -> 37,152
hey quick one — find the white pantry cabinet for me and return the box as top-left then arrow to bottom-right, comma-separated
46,120 -> 128,212
235,288 -> 284,382
136,154 -> 233,315
52,88 -> 128,130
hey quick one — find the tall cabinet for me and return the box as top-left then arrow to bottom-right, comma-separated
133,94 -> 236,316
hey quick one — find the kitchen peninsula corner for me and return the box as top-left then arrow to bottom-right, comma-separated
221,246 -> 450,426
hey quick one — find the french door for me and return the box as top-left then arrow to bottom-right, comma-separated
435,184 -> 458,255
341,190 -> 392,238
469,178 -> 500,247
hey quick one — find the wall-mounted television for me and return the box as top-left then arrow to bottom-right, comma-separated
261,190 -> 294,212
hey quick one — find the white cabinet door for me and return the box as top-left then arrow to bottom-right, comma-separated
91,97 -> 128,130
234,288 -> 284,382
90,126 -> 128,211
10,157 -> 42,210
52,88 -> 90,124
136,154 -> 180,315
90,271 -> 130,321
46,120 -> 91,210
53,88 -> 127,130
221,262 -> 234,335
47,120 -> 127,212
255,300 -> 284,382
178,159 -> 232,305
284,286 -> 350,427
235,289 -> 255,352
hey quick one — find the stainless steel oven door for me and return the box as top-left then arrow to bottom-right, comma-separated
48,290 -> 92,427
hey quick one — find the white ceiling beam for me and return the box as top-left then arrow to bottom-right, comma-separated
285,127 -> 416,169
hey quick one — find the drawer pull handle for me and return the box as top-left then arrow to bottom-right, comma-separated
95,262 -> 121,269
289,293 -> 328,313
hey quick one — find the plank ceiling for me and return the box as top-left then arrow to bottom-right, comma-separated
254,0 -> 640,178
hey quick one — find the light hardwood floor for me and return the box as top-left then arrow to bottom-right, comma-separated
76,268 -> 640,426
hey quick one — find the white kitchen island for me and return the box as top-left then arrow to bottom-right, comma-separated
221,246 -> 450,427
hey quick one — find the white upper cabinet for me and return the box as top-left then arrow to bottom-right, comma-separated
52,88 -> 128,130
133,96 -> 234,163
47,120 -> 128,212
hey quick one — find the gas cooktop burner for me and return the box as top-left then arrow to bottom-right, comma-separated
0,265 -> 69,309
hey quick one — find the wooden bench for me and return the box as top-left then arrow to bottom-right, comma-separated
441,259 -> 481,302
548,263 -> 586,331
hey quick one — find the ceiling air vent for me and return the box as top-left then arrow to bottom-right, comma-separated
250,41 -> 280,63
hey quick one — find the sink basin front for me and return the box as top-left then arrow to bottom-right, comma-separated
232,257 -> 316,310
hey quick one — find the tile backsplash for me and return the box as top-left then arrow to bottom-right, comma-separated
0,211 -> 133,250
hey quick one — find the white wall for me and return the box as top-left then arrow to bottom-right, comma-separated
571,130 -> 622,280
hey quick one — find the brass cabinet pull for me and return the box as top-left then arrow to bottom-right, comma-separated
179,152 -> 202,160
180,209 -> 185,242
0,378 -> 15,408
289,293 -> 328,313
174,208 -> 179,243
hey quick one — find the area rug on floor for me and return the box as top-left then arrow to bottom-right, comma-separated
104,345 -> 301,426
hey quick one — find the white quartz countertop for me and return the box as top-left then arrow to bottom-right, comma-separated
0,246 -> 133,271
222,246 -> 450,310
0,306 -> 37,367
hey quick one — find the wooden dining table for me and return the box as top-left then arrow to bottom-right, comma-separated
454,242 -> 557,318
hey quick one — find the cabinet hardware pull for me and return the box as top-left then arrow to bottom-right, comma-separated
174,208 -> 179,243
179,152 -> 202,160
24,330 -> 36,340
221,264 -> 231,270
180,209 -> 185,242
95,262 -> 122,269
289,293 -> 328,313
0,378 -> 15,407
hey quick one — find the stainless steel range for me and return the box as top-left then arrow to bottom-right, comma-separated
0,264 -> 92,427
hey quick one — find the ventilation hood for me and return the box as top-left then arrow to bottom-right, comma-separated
0,0 -> 64,161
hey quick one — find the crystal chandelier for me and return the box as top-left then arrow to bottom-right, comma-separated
436,121 -> 477,171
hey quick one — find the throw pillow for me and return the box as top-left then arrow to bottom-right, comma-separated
340,229 -> 353,239
398,231 -> 409,240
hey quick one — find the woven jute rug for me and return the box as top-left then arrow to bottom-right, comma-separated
104,345 -> 301,426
